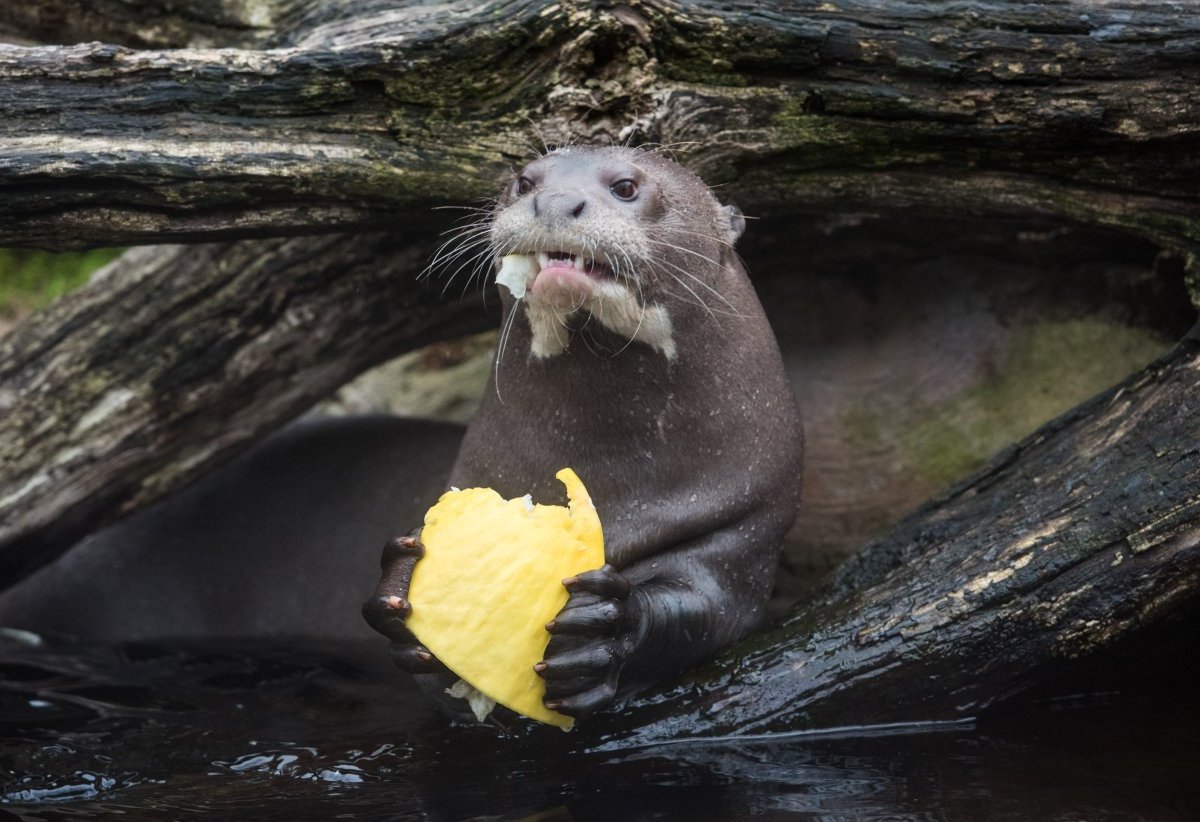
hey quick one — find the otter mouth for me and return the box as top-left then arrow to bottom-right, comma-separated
493,250 -> 675,360
494,251 -> 616,302
535,251 -> 614,281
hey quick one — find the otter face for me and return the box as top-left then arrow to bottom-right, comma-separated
489,147 -> 743,360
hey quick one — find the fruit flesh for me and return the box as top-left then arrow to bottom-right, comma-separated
406,468 -> 604,729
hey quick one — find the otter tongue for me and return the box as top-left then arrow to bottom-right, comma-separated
529,259 -> 595,309
495,254 -> 538,299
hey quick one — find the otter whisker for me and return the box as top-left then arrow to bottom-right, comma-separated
610,290 -> 651,359
442,252 -> 496,298
614,247 -> 640,285
426,219 -> 491,250
424,221 -> 492,270
519,117 -> 552,158
427,229 -> 492,276
666,225 -> 751,275
645,236 -> 725,270
577,302 -> 601,354
522,138 -> 546,160
425,242 -> 490,292
661,224 -> 738,251
614,247 -> 650,327
659,269 -> 716,319
643,236 -> 742,310
469,250 -> 501,302
431,237 -> 496,297
432,204 -> 497,215
579,324 -> 608,359
651,255 -> 744,317
493,295 -> 523,402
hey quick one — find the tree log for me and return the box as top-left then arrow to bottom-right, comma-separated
591,328 -> 1200,745
0,1 -> 1196,251
0,234 -> 490,582
0,0 -> 280,49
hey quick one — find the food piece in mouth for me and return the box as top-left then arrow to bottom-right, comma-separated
495,252 -> 615,303
495,254 -> 539,299
535,251 -> 613,280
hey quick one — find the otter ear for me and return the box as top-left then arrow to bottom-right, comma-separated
721,204 -> 746,244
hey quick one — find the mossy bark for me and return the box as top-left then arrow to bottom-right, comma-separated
0,1 -> 1196,252
593,329 -> 1200,745
0,235 -> 490,581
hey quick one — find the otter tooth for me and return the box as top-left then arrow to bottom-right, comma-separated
536,251 -> 551,270
496,254 -> 538,300
571,255 -> 586,272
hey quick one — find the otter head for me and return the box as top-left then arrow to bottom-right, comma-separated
489,146 -> 746,359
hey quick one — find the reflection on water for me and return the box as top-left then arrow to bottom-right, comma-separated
2,630 -> 1197,821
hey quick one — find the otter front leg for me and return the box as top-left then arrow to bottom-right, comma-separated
536,564 -> 635,717
539,527 -> 778,718
361,532 -> 447,674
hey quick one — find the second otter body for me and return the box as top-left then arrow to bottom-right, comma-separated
367,146 -> 803,719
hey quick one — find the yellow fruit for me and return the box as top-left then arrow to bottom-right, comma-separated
406,468 -> 605,729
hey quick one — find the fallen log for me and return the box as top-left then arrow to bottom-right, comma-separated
595,328 -> 1200,744
0,1 -> 1195,250
0,235 -> 490,582
0,0 -> 277,49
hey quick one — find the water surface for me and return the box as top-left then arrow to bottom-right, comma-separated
2,632 -> 1196,820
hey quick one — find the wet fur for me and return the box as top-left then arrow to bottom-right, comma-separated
403,146 -> 804,716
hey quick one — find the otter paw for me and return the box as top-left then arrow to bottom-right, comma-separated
362,532 -> 448,675
535,564 -> 634,717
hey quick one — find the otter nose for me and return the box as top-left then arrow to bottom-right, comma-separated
533,191 -> 587,220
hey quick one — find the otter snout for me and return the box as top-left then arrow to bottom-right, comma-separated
532,189 -> 587,222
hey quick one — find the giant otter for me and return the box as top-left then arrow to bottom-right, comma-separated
363,146 -> 804,719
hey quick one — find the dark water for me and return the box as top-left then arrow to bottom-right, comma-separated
2,630 -> 1198,821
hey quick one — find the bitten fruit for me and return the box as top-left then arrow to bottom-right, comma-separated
406,468 -> 604,729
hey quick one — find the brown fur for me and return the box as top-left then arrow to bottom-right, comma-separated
368,147 -> 804,718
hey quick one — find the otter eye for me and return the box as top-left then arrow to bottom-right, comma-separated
515,176 -> 534,196
610,179 -> 638,201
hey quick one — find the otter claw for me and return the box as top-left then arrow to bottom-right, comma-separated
382,595 -> 412,616
381,535 -> 424,566
362,594 -> 412,636
364,529 -> 448,674
544,679 -> 619,718
563,564 -> 631,599
388,642 -> 449,674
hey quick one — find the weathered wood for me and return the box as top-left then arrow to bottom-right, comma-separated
0,234 -> 490,582
0,1 -> 1196,250
591,329 -> 1200,745
0,0 -> 281,49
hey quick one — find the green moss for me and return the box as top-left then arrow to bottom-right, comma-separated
838,402 -> 886,450
903,319 -> 1170,488
1041,188 -> 1200,251
0,248 -> 123,318
767,93 -> 947,173
653,15 -> 794,86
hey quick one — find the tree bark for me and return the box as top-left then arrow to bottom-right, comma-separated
591,328 -> 1200,745
0,1 -> 1196,252
0,0 -> 282,49
0,234 -> 490,582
